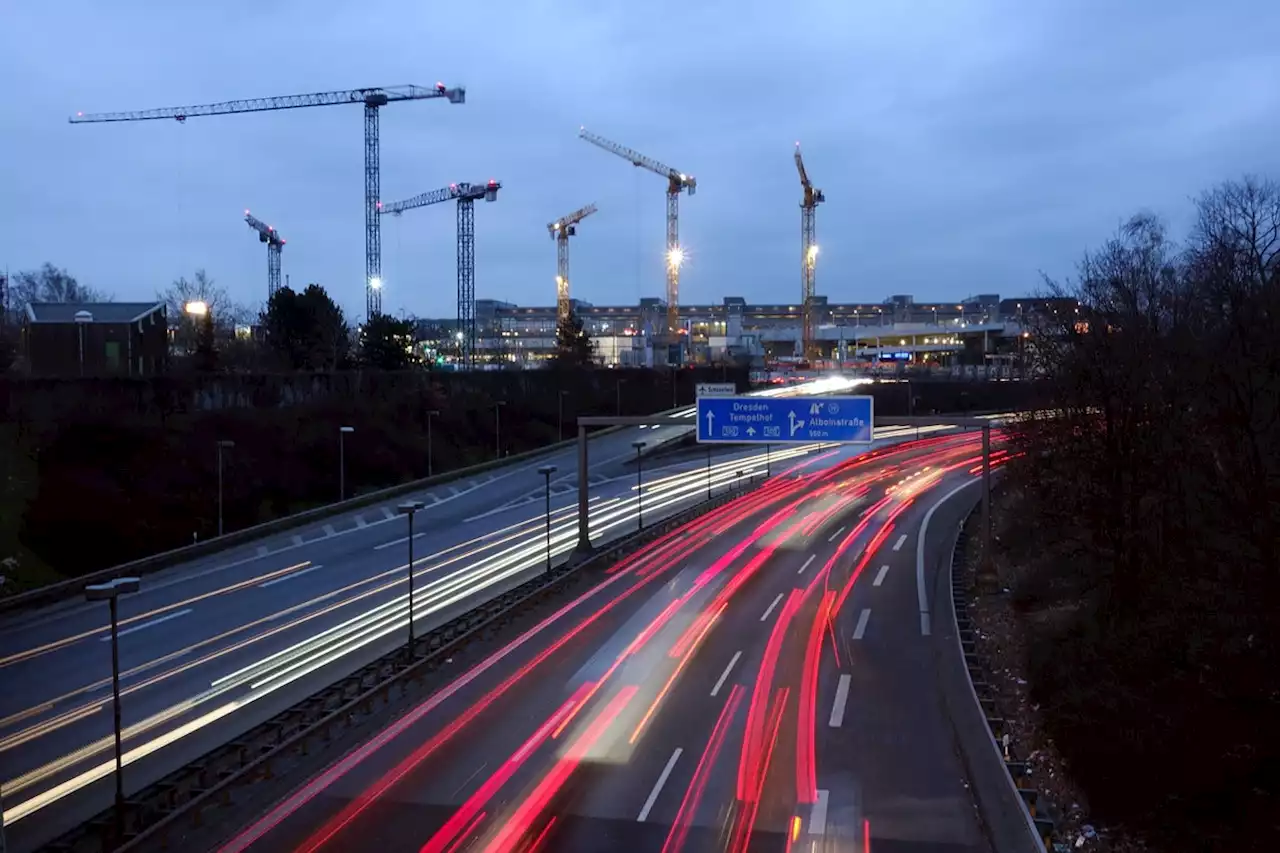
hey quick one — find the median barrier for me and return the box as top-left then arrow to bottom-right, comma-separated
0,404 -> 697,615
940,495 -> 1058,852
38,475 -> 767,853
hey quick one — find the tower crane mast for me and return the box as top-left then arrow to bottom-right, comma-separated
547,203 -> 598,324
379,180 -> 501,369
244,211 -> 286,301
578,128 -> 695,351
795,143 -> 825,362
70,83 -> 465,321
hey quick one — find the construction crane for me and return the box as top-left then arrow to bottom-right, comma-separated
243,210 -> 285,301
379,180 -> 501,369
579,128 -> 695,350
795,142 -> 826,362
547,203 -> 598,324
69,83 -> 466,321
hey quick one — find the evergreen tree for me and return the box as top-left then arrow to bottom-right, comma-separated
553,309 -> 595,367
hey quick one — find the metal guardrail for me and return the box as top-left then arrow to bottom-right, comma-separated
950,513 -> 1057,850
37,479 -> 765,853
0,406 -> 693,616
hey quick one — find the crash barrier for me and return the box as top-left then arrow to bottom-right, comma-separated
950,517 -> 1059,850
0,405 -> 693,615
39,477 -> 765,853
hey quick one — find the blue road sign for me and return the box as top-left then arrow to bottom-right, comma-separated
696,395 -> 875,445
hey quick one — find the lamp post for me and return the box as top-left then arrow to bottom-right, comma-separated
74,309 -> 93,377
397,500 -> 424,646
216,439 -> 234,537
494,401 -> 506,458
339,426 -> 354,501
632,440 -> 647,530
426,410 -> 439,477
85,576 -> 141,843
537,465 -> 557,573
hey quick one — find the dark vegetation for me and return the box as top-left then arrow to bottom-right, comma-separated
1002,175 -> 1280,849
0,367 -> 748,586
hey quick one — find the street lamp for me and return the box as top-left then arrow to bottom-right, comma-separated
85,576 -> 141,843
398,500 -> 425,646
494,401 -> 506,458
339,426 -> 355,501
537,465 -> 557,573
216,439 -> 235,536
426,410 -> 440,477
74,309 -> 93,377
632,440 -> 647,530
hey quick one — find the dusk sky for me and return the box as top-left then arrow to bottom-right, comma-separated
3,1 -> 1278,322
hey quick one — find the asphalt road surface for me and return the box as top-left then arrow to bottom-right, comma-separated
207,432 -> 1007,853
0,382 -> 970,850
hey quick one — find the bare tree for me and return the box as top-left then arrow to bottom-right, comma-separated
9,263 -> 108,312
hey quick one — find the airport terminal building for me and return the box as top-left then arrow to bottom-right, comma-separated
417,292 -> 1078,370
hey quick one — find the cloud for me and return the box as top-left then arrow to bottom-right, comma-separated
2,0 -> 1278,321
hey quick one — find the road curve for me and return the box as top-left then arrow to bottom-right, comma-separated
204,432 -> 1008,853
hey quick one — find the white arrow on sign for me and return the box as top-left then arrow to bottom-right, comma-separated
746,427 -> 756,436
705,410 -> 716,436
789,410 -> 805,437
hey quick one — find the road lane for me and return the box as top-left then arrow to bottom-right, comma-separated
200,432 -> 1004,853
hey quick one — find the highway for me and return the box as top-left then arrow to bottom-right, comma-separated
205,432 -> 1009,853
0,378 -> 977,850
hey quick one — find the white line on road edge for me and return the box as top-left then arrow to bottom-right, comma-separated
760,593 -> 785,622
711,651 -> 742,697
105,608 -> 193,640
827,525 -> 847,543
637,747 -> 683,822
916,478 -> 981,636
873,564 -> 890,587
798,554 -> 816,575
852,608 -> 871,640
892,533 -> 908,551
828,674 -> 851,727
373,531 -> 426,552
258,564 -> 325,589
810,788 -> 830,835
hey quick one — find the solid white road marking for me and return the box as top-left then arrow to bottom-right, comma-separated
892,534 -> 908,551
105,608 -> 193,640
917,478 -> 982,636
828,675 -> 851,727
711,651 -> 742,697
760,593 -> 785,622
827,525 -> 847,543
810,788 -> 830,835
637,748 -> 683,822
291,535 -> 304,547
322,524 -> 336,537
873,564 -> 890,586
798,554 -> 816,575
373,532 -> 426,551
258,564 -> 325,588
852,608 -> 871,640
